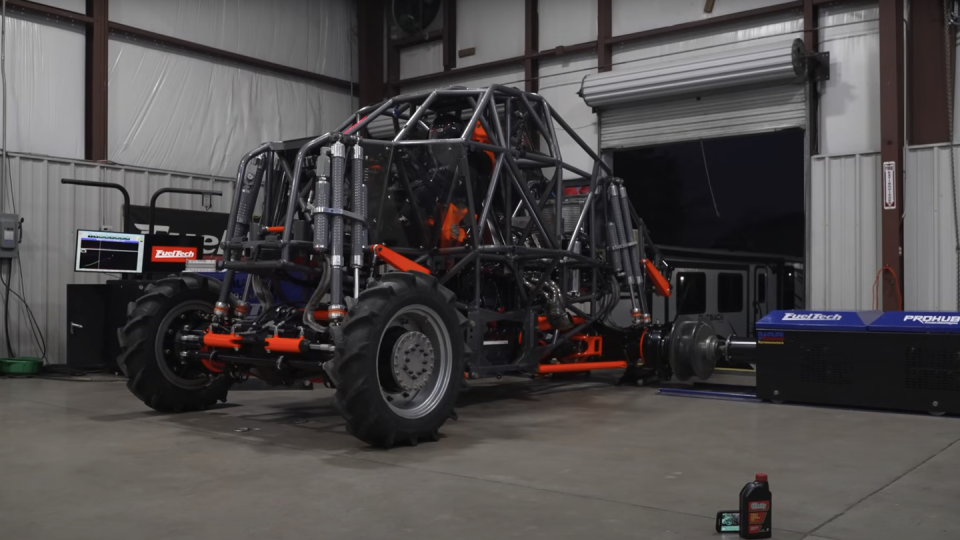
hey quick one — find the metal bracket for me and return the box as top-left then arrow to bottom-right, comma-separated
811,51 -> 830,82
312,206 -> 367,224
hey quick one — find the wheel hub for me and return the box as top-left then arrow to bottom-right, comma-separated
390,331 -> 435,392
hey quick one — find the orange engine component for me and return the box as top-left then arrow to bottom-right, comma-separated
371,244 -> 430,274
471,122 -> 496,168
440,203 -> 469,248
264,337 -> 306,354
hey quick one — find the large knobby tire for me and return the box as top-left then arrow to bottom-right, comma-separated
117,274 -> 232,412
334,272 -> 467,448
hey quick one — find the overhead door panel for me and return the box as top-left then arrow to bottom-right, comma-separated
600,84 -> 805,149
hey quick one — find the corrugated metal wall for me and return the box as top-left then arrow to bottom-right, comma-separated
809,153 -> 881,310
3,152 -> 234,364
904,144 -> 959,311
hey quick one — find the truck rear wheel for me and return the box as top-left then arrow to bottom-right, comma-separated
117,274 -> 232,412
334,272 -> 466,448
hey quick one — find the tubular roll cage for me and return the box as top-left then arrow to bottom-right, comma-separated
215,85 -> 665,376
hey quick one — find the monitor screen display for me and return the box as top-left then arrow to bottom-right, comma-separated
75,230 -> 146,274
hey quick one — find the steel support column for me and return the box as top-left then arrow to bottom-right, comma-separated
598,0 -> 612,72
358,0 -> 386,106
85,0 -> 108,161
803,0 -> 819,155
878,0 -> 905,310
907,0 -> 951,145
524,0 -> 538,93
442,0 -> 457,71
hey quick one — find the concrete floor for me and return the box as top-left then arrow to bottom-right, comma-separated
1,376 -> 958,540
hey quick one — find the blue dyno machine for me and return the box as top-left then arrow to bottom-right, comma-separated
663,310 -> 960,415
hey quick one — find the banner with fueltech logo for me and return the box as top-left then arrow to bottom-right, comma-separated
756,310 -> 871,332
151,246 -> 199,263
128,205 -> 228,259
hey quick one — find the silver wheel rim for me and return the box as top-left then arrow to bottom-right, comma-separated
376,304 -> 453,419
155,299 -> 220,390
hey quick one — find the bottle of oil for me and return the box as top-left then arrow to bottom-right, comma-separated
739,473 -> 772,539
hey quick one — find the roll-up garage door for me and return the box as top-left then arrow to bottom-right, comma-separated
580,39 -> 807,149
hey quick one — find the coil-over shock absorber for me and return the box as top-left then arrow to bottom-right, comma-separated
350,144 -> 367,298
327,141 -> 347,321
618,184 -> 649,323
607,181 -> 640,321
313,150 -> 331,253
234,155 -> 265,240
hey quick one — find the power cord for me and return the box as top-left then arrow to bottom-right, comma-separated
872,265 -> 904,311
0,259 -> 47,361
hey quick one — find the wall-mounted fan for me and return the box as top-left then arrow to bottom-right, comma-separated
392,0 -> 443,37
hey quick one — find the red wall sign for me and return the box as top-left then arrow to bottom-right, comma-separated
151,246 -> 199,263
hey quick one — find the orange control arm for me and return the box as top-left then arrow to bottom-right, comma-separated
644,259 -> 671,297
203,333 -> 242,349
264,337 -> 305,354
371,244 -> 430,274
538,361 -> 627,374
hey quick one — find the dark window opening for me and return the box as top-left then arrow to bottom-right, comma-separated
613,129 -> 805,257
677,272 -> 707,315
756,273 -> 767,303
718,273 -> 743,313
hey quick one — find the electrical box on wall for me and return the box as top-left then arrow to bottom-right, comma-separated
0,213 -> 21,259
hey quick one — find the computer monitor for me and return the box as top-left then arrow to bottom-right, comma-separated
75,230 -> 146,274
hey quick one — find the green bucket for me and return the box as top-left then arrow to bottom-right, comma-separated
0,357 -> 43,375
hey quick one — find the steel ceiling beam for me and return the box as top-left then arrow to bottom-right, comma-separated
907,0 -> 951,145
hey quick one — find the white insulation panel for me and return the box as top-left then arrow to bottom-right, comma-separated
539,53 -> 599,176
109,0 -> 356,80
818,2 -> 880,155
455,0 -> 524,68
33,0 -> 85,12
612,12 -> 802,66
1,15 -> 85,159
1,153 -> 233,364
904,144 -> 960,311
612,0 -> 789,39
539,0 -> 597,51
108,39 -> 355,178
399,40 -> 444,80
808,153 -> 881,310
400,65 -> 525,94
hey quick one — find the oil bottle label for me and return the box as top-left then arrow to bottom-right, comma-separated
747,500 -> 771,534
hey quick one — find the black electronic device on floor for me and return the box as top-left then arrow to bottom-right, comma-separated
755,311 -> 960,415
